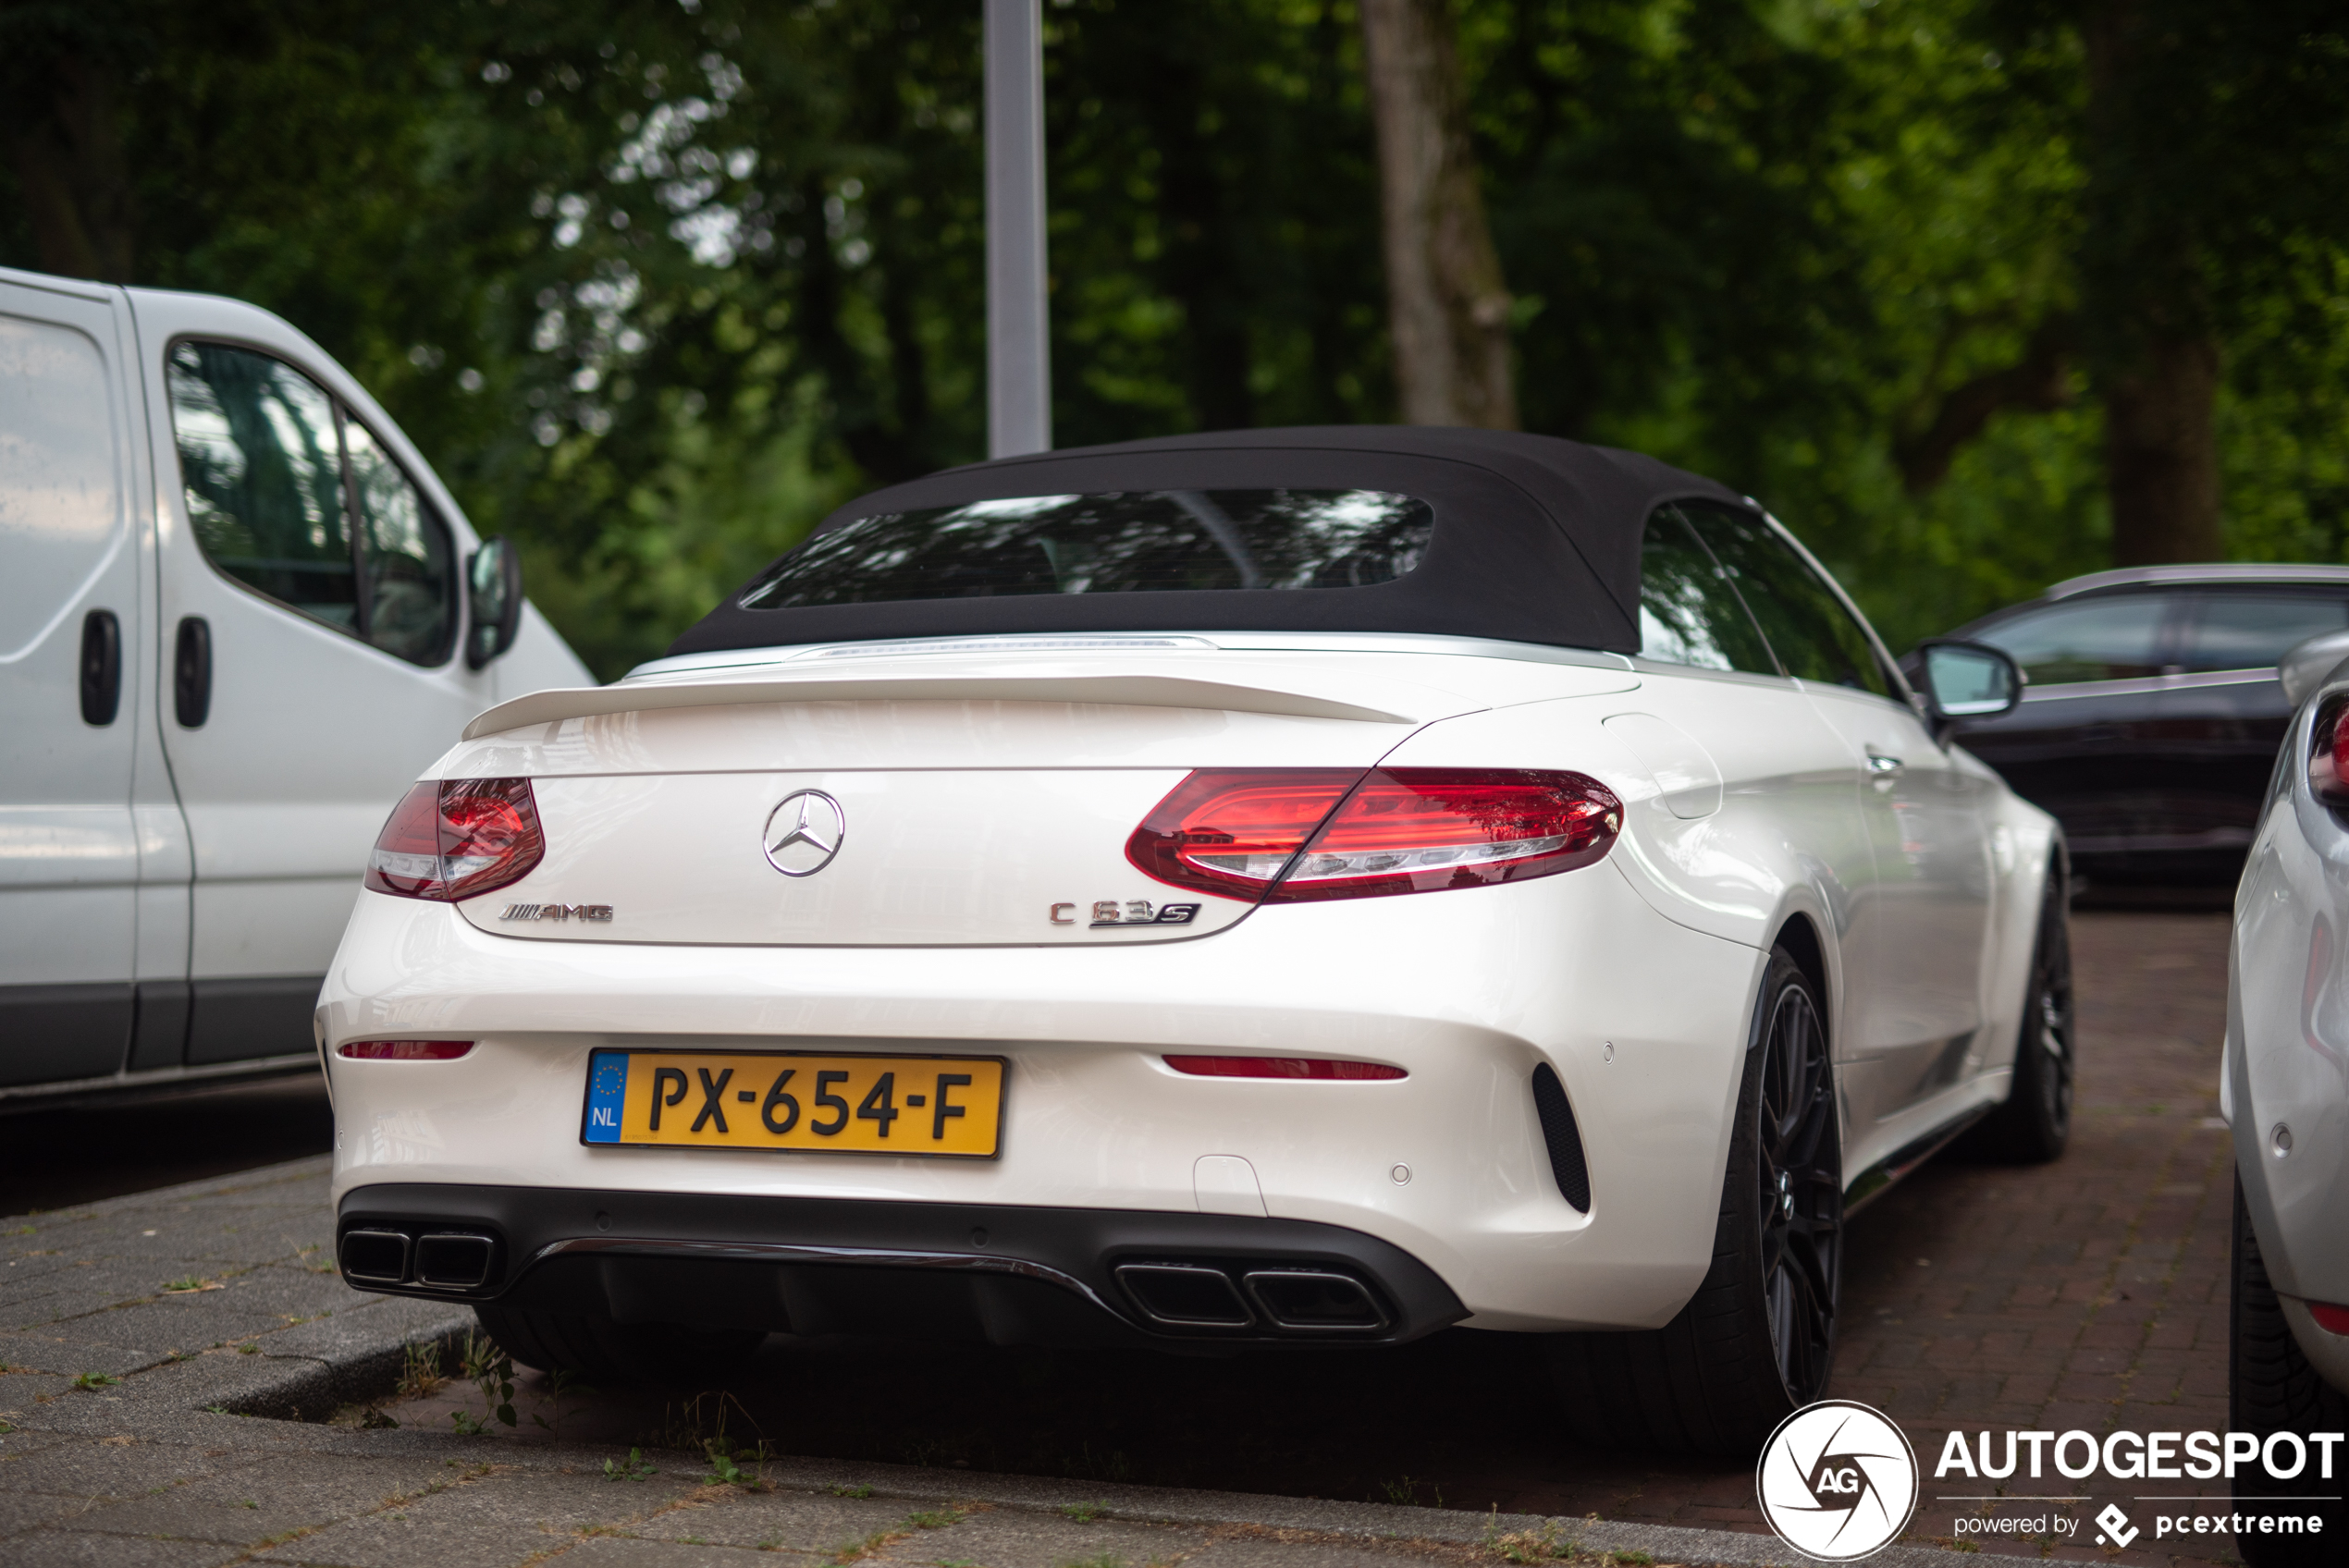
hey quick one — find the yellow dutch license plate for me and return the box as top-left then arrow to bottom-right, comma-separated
581,1050 -> 1005,1158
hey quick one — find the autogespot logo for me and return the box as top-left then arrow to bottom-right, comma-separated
1757,1401 -> 1922,1561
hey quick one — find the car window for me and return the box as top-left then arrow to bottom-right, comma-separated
1637,506 -> 1777,675
1679,503 -> 1895,698
168,341 -> 358,631
167,341 -> 457,666
1974,595 -> 2170,685
2176,594 -> 2349,674
343,417 -> 456,665
737,489 -> 1433,607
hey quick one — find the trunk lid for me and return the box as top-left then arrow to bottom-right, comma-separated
443,638 -> 1637,947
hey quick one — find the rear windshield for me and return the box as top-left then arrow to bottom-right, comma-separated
738,489 -> 1434,609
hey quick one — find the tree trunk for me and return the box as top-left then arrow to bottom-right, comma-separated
1359,0 -> 1516,429
2085,0 -> 2223,565
2,53 -> 135,282
2104,333 -> 2223,564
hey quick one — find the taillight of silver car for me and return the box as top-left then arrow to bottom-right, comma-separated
364,778 -> 546,901
2312,697 -> 2349,804
1127,767 -> 1624,903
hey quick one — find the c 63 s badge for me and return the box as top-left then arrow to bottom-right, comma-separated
1050,900 -> 1202,929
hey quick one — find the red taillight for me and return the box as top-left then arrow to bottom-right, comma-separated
363,778 -> 544,901
2312,696 -> 2349,802
337,1040 -> 474,1060
1126,767 -> 1623,903
1125,768 -> 1363,900
2312,1301 -> 2349,1336
1164,1055 -> 1405,1080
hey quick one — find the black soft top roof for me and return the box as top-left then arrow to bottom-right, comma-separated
667,425 -> 1752,657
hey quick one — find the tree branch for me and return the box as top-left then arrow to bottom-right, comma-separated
1894,313 -> 2074,496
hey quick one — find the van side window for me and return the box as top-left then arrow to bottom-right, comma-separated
166,342 -> 456,666
1638,505 -> 1778,676
1679,502 -> 1897,700
342,418 -> 457,665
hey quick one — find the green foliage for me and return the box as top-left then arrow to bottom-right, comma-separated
457,1330 -> 516,1432
604,1446 -> 657,1482
1,0 -> 2343,668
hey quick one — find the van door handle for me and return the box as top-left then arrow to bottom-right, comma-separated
1865,748 -> 1904,778
80,609 -> 121,726
174,617 -> 212,729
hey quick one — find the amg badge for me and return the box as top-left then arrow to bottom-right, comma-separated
499,903 -> 613,922
1050,900 -> 1202,928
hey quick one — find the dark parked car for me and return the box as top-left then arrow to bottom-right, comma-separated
1920,564 -> 2349,889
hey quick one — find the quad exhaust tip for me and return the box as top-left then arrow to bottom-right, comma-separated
1113,1261 -> 1390,1334
339,1228 -> 498,1291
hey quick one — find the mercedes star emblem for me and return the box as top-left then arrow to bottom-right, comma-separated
761,790 -> 846,877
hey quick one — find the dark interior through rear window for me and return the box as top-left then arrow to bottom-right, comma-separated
737,489 -> 1434,609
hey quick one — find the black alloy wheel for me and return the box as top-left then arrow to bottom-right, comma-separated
1543,948 -> 1843,1454
1969,858 -> 2074,1162
1756,973 -> 1841,1406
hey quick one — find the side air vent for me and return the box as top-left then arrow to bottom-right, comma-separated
1531,1062 -> 1592,1212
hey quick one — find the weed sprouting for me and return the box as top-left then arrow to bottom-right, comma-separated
72,1372 -> 121,1390
604,1447 -> 657,1483
832,1483 -> 876,1499
1060,1501 -> 1111,1523
396,1341 -> 445,1399
1478,1510 -> 1577,1563
705,1439 -> 774,1488
907,1508 -> 968,1529
455,1330 -> 516,1432
530,1366 -> 584,1442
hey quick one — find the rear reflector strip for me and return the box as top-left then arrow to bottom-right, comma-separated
338,1041 -> 475,1061
1163,1055 -> 1404,1081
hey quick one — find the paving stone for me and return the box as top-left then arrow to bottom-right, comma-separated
628,1487 -> 934,1550
561,1537 -> 792,1564
0,1529 -> 247,1566
874,1509 -> 1208,1568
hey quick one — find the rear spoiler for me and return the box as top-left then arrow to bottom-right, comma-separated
461,671 -> 1418,741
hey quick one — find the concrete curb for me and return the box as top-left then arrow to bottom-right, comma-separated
186,1307 -> 2019,1568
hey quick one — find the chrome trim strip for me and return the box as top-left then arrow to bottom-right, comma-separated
526,1234 -> 1125,1318
2046,563 -> 2349,599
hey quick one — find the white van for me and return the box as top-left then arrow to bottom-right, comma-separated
1,264 -> 589,1100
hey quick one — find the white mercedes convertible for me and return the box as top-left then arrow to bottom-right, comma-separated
321,427 -> 2067,1454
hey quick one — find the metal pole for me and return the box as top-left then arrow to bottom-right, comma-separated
985,0 -> 1051,458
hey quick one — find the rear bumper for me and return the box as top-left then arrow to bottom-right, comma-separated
337,1182 -> 1467,1349
321,862 -> 1765,1332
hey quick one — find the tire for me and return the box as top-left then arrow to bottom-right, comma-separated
1965,856 -> 2073,1163
2229,1174 -> 2348,1568
474,1301 -> 766,1387
1543,948 -> 1842,1456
